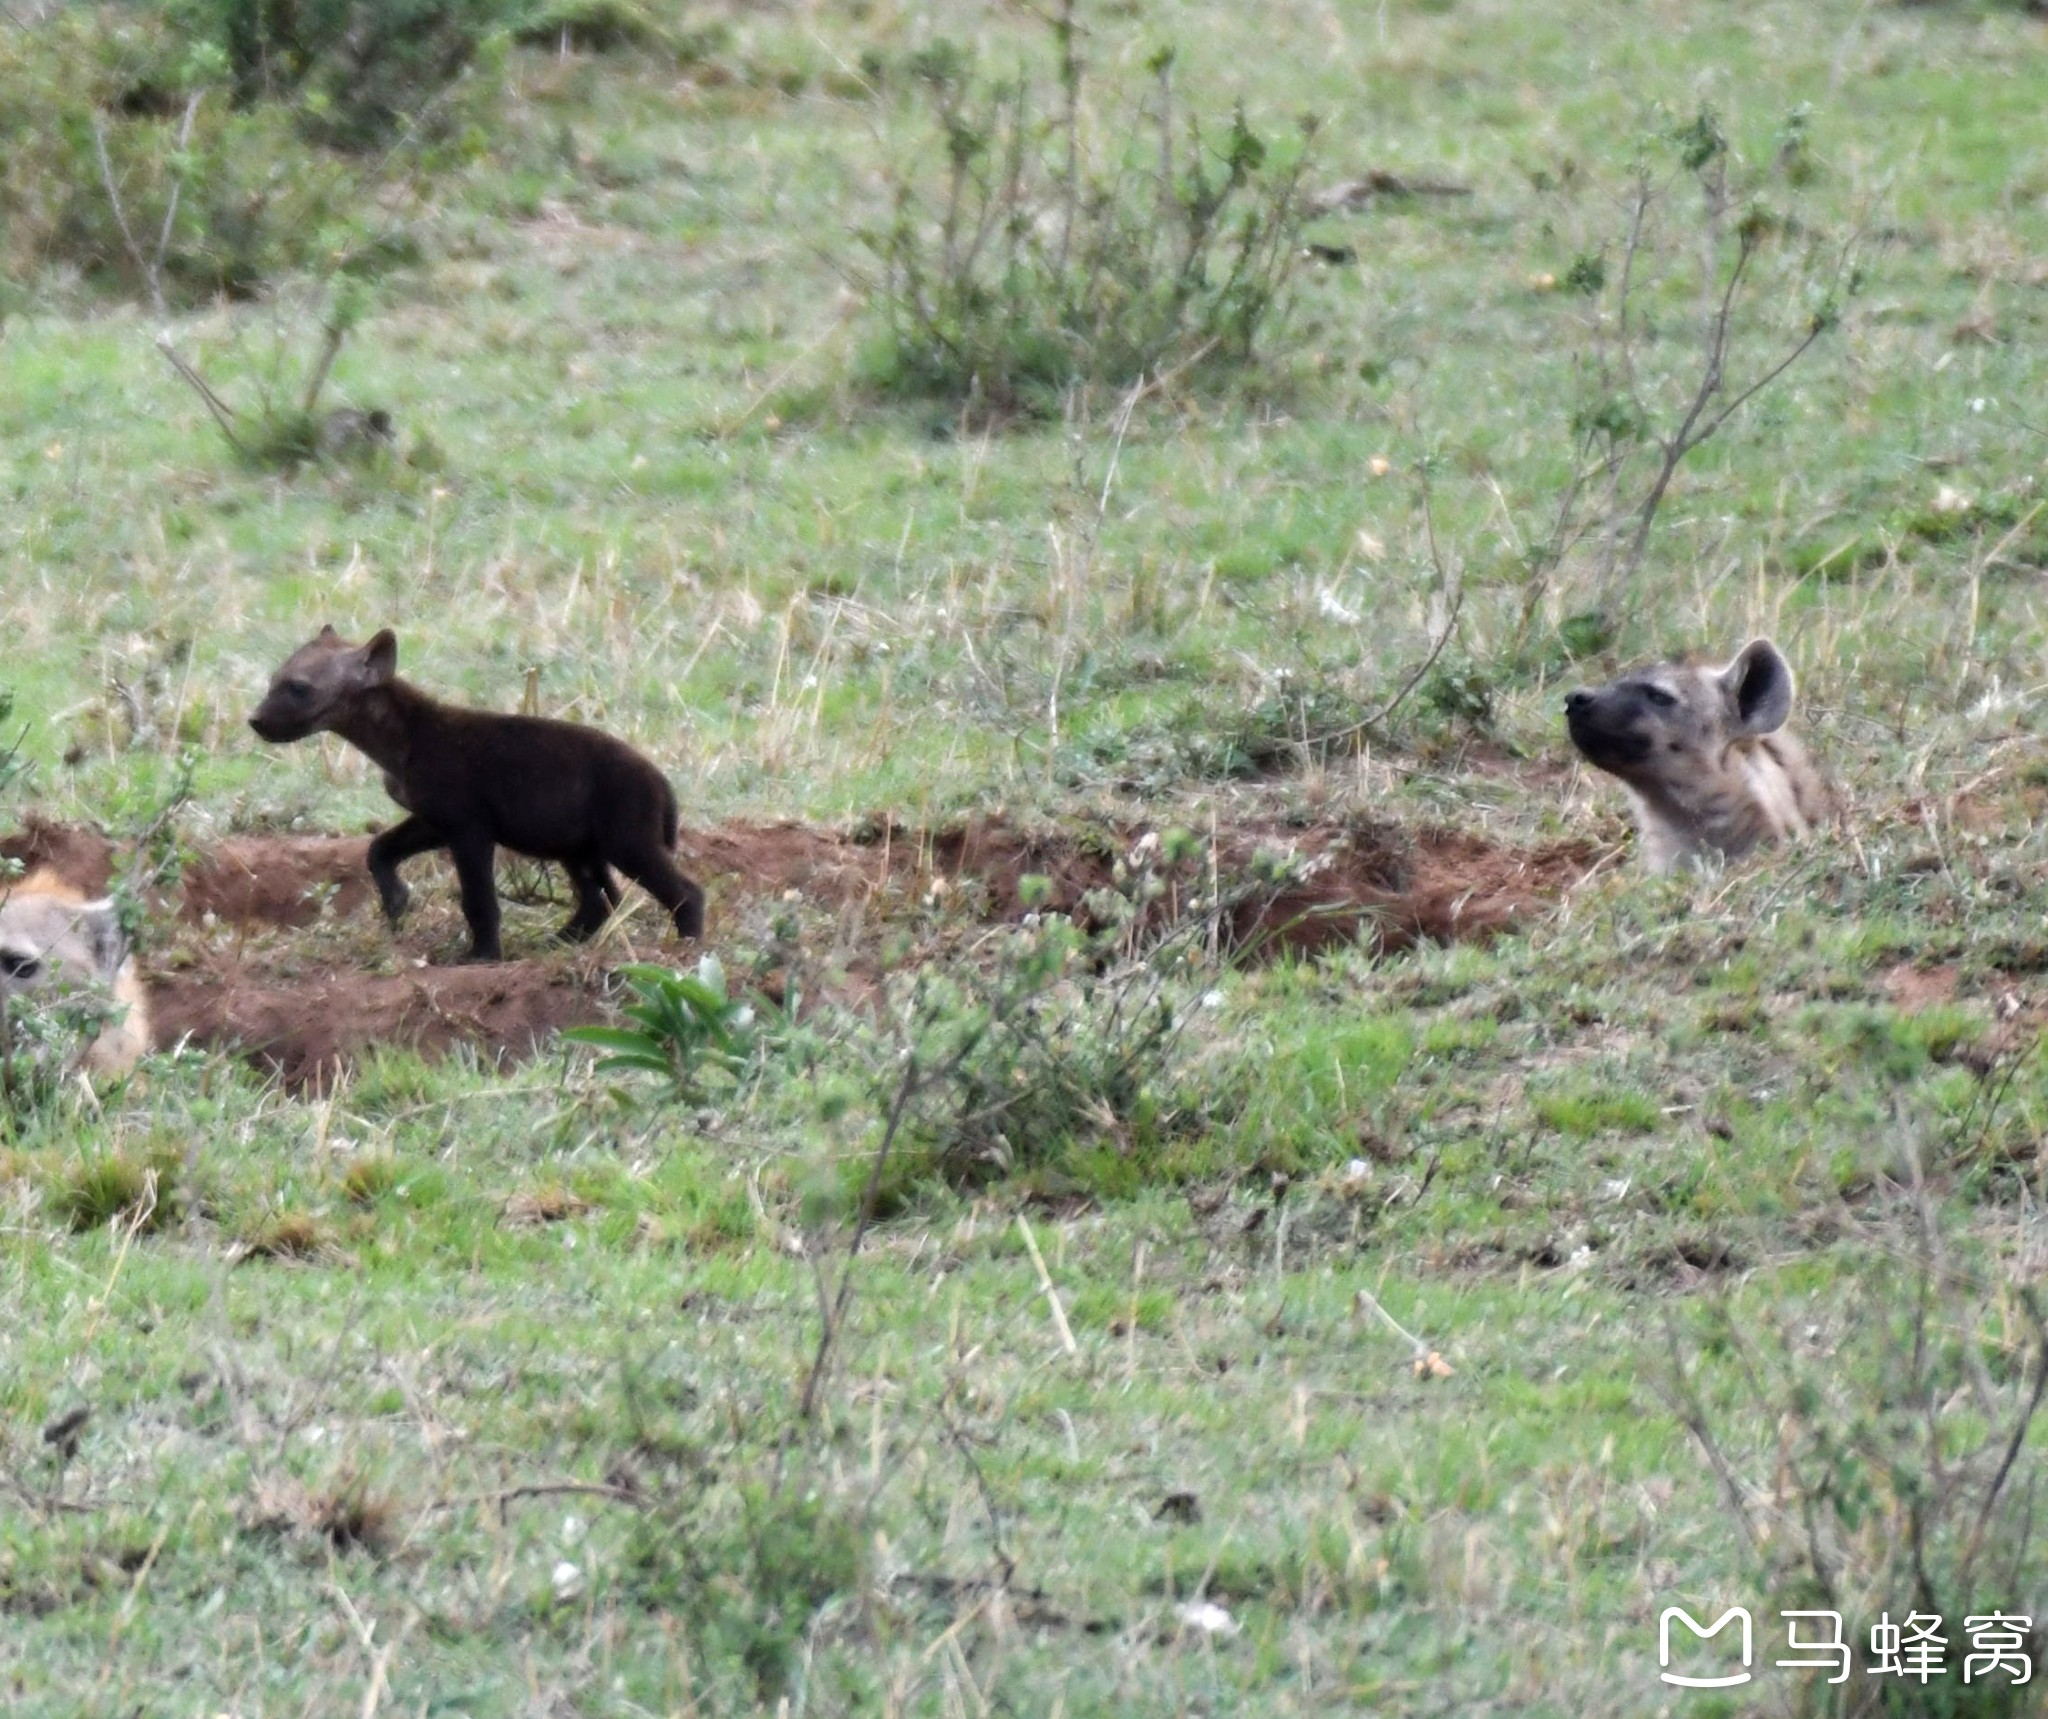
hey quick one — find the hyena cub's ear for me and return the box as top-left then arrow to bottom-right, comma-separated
1719,639 -> 1795,736
360,629 -> 399,687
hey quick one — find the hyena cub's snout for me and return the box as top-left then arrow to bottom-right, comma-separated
248,625 -> 357,742
1564,638 -> 1830,874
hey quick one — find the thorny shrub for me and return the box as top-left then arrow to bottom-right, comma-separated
1669,1222 -> 2048,1718
855,831 -> 1294,1204
856,1 -> 1315,416
0,2 -> 489,305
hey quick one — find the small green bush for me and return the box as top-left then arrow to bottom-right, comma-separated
181,0 -> 506,151
866,902 -> 1229,1204
566,956 -> 769,1106
1673,1257 -> 2048,1719
857,9 -> 1314,415
0,3 -> 490,304
2,985 -> 133,1133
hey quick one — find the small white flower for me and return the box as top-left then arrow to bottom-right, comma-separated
1177,1600 -> 1239,1637
1317,585 -> 1362,624
552,1561 -> 584,1601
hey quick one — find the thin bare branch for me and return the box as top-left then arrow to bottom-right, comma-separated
92,118 -> 165,320
154,336 -> 249,458
151,93 -> 204,285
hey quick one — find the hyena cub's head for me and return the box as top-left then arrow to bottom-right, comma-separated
1565,639 -> 1819,871
248,625 -> 398,743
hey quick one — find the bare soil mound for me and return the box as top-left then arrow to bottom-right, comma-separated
183,836 -> 376,927
676,814 -> 1594,956
147,956 -> 602,1091
0,817 -> 117,892
6,810 -> 1600,1087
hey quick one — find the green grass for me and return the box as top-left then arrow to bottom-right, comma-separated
5,0 -> 2048,1711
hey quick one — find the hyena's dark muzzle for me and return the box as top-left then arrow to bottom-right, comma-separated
1564,687 -> 1657,773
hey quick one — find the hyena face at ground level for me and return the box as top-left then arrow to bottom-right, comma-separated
1564,639 -> 1830,874
0,869 -> 149,1074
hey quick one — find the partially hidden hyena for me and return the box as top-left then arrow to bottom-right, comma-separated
0,868 -> 149,1074
1564,638 -> 1830,873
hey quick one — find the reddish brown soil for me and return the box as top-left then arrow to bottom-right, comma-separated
1880,960 -> 1961,1012
148,956 -> 604,1092
0,817 -> 117,893
676,814 -> 1596,958
182,836 -> 376,927
7,811 -> 1602,1088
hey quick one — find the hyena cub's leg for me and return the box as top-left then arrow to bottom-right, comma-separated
561,858 -> 623,941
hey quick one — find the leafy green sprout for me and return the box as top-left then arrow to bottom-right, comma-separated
565,956 -> 766,1104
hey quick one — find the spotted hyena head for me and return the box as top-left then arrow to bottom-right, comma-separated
1565,640 -> 1793,780
1564,639 -> 1821,871
248,625 -> 398,744
0,870 -> 147,1073
0,883 -> 127,999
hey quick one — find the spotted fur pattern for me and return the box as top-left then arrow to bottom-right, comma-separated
0,868 -> 149,1074
1564,639 -> 1830,873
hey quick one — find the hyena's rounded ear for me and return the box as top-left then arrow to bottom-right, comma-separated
360,629 -> 398,686
77,899 -> 129,978
318,623 -> 341,642
1722,639 -> 1794,735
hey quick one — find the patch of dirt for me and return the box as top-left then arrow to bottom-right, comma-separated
148,955 -> 605,1093
0,817 -> 116,893
1880,961 -> 1961,1011
677,814 -> 1596,959
7,810 -> 1602,1087
183,836 -> 375,928
1229,825 -> 1592,957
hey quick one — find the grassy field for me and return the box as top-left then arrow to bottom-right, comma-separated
5,0 -> 2048,1712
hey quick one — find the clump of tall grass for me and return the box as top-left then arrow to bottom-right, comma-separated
855,3 -> 1315,418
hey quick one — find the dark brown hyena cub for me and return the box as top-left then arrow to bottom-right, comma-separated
250,626 -> 705,962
